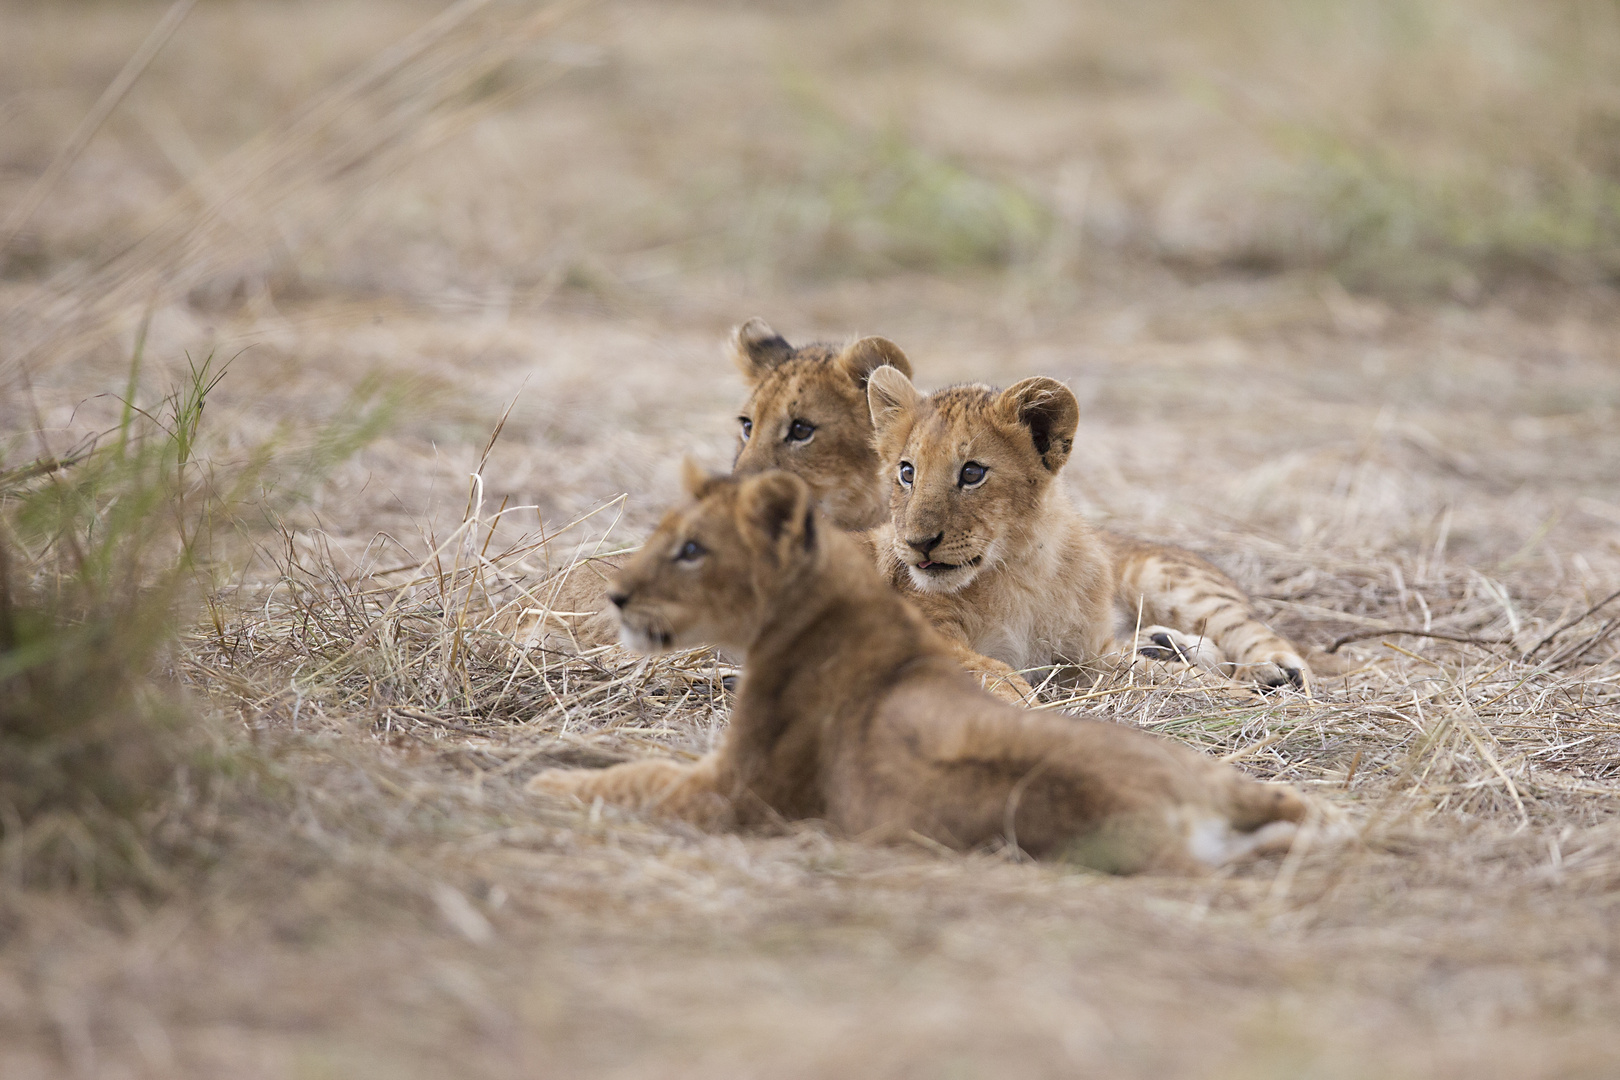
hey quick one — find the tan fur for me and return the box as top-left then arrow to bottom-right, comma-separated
729,318 -> 911,532
730,320 -> 1033,703
865,366 -> 1311,691
507,320 -> 916,654
528,470 -> 1307,874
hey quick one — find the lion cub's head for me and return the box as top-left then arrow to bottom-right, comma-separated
608,464 -> 819,654
867,366 -> 1079,593
730,318 -> 911,531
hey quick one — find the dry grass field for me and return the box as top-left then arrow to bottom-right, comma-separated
5,1 -> 1620,1077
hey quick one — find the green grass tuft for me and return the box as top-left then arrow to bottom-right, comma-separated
0,343 -> 393,891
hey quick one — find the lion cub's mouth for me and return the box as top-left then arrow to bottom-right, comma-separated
617,617 -> 674,654
914,555 -> 983,573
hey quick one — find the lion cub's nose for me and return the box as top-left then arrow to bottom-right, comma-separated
607,588 -> 631,610
907,532 -> 944,556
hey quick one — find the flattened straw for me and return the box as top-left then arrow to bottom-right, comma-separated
1455,715 -> 1528,828
1525,586 -> 1620,659
1325,627 -> 1510,654
1222,730 -> 1286,763
1546,613 -> 1620,670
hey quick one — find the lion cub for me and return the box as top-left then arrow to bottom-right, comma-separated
729,317 -> 909,531
866,366 -> 1312,690
528,467 -> 1307,874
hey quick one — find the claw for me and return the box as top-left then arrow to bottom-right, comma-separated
1252,664 -> 1305,694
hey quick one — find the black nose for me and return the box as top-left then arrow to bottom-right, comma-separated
607,589 -> 630,609
907,532 -> 943,556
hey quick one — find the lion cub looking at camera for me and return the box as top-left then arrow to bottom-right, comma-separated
730,317 -> 910,531
865,366 -> 1311,690
730,320 -> 1032,702
527,467 -> 1306,874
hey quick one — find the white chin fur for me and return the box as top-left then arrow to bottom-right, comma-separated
905,563 -> 982,593
617,623 -> 668,655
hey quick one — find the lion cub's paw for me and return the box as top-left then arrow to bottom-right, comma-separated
1134,626 -> 1221,672
1232,653 -> 1310,694
1215,818 -> 1301,863
981,670 -> 1037,704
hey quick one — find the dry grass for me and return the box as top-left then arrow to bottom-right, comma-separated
4,0 -> 1620,1077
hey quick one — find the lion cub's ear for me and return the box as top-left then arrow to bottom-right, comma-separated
681,457 -> 719,498
737,470 -> 816,562
995,377 -> 1079,473
867,364 -> 921,434
729,318 -> 794,383
837,336 -> 912,387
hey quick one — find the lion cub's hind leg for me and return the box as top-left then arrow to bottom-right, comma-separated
529,753 -> 733,830
1109,535 -> 1310,693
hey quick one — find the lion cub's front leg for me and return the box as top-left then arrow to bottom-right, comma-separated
1083,627 -> 1230,689
1110,535 -> 1310,692
528,753 -> 733,829
1131,625 -> 1223,671
940,639 -> 1036,703
855,530 -> 1035,703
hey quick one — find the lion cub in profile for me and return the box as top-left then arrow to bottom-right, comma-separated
867,366 -> 1311,690
528,467 -> 1306,874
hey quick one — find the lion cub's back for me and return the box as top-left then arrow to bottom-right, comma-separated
851,675 -> 1302,868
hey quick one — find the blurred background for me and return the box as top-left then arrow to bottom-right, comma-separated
11,0 -> 1620,298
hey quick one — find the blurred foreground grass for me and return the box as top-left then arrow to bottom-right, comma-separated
0,340 -> 391,890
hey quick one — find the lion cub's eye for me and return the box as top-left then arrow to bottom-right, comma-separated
786,419 -> 815,443
958,461 -> 988,487
739,417 -> 753,441
898,461 -> 915,487
674,539 -> 707,563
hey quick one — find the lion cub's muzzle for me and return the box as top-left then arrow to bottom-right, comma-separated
605,584 -> 676,654
613,606 -> 675,654
895,532 -> 989,592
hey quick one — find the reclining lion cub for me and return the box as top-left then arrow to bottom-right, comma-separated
527,467 -> 1307,874
867,366 -> 1312,691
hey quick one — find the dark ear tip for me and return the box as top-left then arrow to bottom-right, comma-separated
730,319 -> 794,378
733,317 -> 782,347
